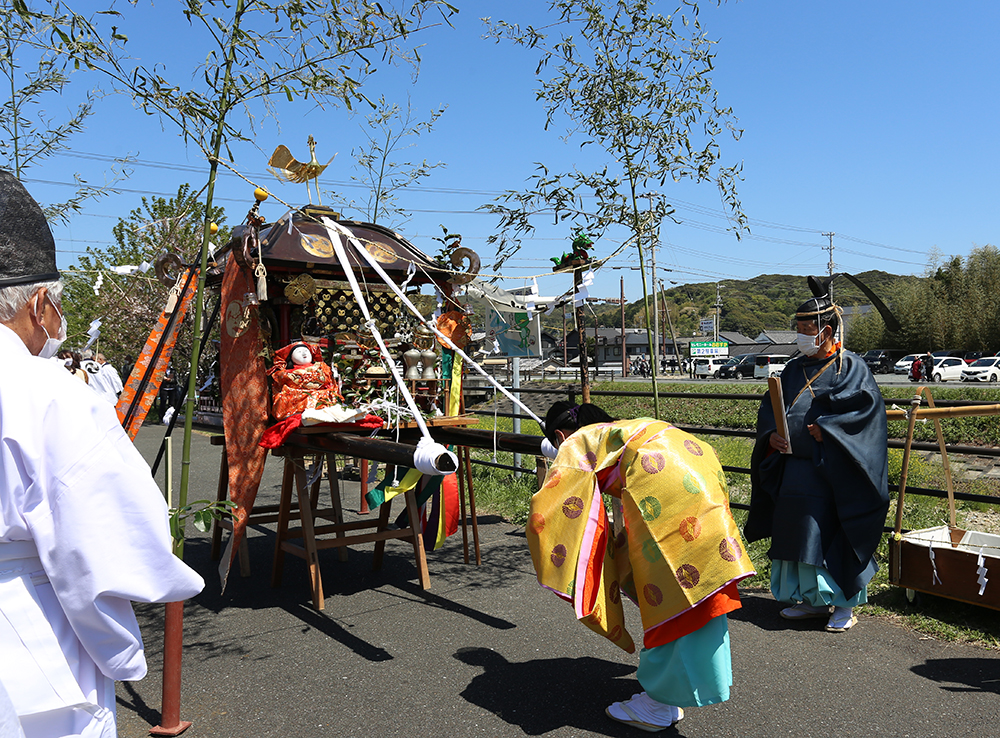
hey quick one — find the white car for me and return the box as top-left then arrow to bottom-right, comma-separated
961,356 -> 1000,382
694,357 -> 730,379
753,354 -> 790,379
931,356 -> 966,382
894,354 -> 920,374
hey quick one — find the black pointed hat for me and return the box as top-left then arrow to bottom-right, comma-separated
0,170 -> 59,288
795,276 -> 836,322
796,273 -> 901,333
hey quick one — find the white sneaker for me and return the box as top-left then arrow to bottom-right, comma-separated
826,606 -> 858,632
606,692 -> 684,732
779,603 -> 830,620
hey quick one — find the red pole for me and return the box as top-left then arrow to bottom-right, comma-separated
149,601 -> 192,736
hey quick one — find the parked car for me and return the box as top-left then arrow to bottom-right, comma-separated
961,351 -> 983,365
862,348 -> 907,374
931,349 -> 963,359
961,356 -> 1000,382
694,357 -> 730,379
893,354 -> 920,374
753,354 -> 791,379
930,356 -> 966,382
719,353 -> 756,380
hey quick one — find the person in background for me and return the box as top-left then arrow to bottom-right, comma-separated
923,351 -> 934,382
88,352 -> 124,405
56,349 -> 89,384
122,353 -> 135,383
529,400 -> 754,732
0,170 -> 204,738
746,278 -> 889,633
80,349 -> 100,375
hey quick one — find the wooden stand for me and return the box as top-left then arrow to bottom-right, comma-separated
269,445 -> 429,610
888,387 -> 1000,610
210,413 -> 485,598
210,434 -> 319,576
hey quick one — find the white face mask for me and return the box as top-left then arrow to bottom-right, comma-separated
796,328 -> 826,357
35,293 -> 67,359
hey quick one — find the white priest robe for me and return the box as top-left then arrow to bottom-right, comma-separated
0,324 -> 205,738
87,362 -> 122,406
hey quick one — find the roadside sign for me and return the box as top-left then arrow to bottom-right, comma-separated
689,341 -> 728,357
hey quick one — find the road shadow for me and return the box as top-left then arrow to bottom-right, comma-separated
727,590 -> 800,632
453,647 -> 680,737
115,680 -> 161,728
911,658 -> 1000,694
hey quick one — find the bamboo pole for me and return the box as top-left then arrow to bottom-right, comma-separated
885,403 -> 1000,420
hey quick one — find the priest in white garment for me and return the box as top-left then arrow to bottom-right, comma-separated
0,170 -> 205,738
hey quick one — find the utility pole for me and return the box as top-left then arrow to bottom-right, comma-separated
649,221 -> 660,377
661,280 -> 680,375
574,266 -> 590,403
620,275 -> 627,378
713,282 -> 722,342
822,231 -> 835,302
562,309 -> 568,366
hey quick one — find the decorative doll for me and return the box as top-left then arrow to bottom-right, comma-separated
269,341 -> 343,420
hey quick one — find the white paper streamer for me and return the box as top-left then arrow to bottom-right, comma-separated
83,319 -> 102,351
929,545 -> 942,585
467,281 -> 564,315
92,272 -> 104,296
977,548 -> 989,596
400,261 -> 417,291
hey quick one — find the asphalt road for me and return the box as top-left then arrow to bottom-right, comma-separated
114,426 -> 1000,738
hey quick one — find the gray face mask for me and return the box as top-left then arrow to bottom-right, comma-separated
35,293 -> 67,359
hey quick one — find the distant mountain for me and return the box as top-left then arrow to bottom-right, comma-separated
569,270 -> 920,338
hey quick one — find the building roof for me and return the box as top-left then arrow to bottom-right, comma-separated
756,330 -> 798,344
719,331 -> 756,345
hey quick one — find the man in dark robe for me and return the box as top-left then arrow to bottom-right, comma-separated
745,283 -> 889,633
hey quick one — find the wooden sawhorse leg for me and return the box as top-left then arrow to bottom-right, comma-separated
403,485 -> 431,590
270,456 -> 295,589
324,453 -> 348,562
210,435 -> 251,575
210,438 -> 229,561
456,446 -> 481,565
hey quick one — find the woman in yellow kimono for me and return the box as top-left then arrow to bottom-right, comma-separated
529,402 -> 755,732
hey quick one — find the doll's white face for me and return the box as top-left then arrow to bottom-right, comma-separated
290,346 -> 313,366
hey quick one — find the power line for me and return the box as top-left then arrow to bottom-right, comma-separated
50,150 -> 933,257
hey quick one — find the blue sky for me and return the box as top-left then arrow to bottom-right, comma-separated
18,0 -> 1000,305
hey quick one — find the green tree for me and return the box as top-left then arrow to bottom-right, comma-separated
846,246 -> 1000,354
62,183 -> 230,373
484,0 -> 746,414
1,1 -> 127,222
333,95 -> 447,227
52,0 -> 457,537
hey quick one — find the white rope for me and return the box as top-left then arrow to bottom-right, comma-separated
324,218 -> 547,428
325,219 -> 457,475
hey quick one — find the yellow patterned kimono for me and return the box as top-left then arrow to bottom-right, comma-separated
527,419 -> 755,653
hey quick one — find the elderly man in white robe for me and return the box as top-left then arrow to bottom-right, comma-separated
0,170 -> 205,738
